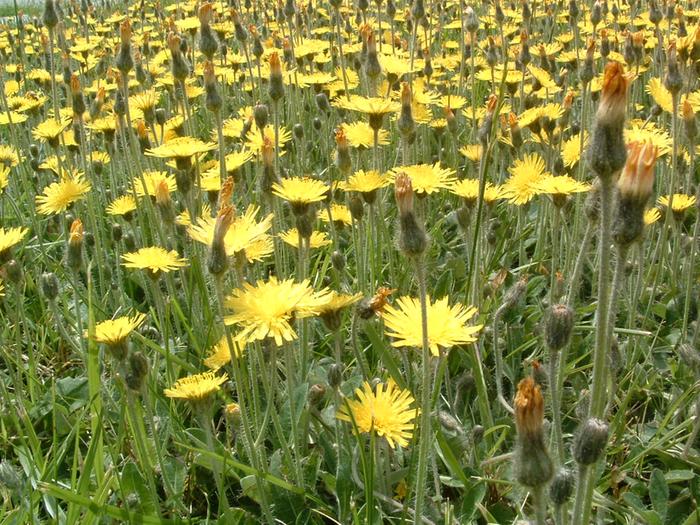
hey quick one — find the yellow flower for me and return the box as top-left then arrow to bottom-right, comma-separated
562,132 -> 588,168
164,372 -> 228,401
0,226 -> 29,259
315,291 -> 363,316
340,122 -> 390,148
131,89 -> 160,113
224,277 -> 332,345
0,166 -> 8,193
145,136 -> 216,159
535,175 -> 591,198
107,195 -> 138,216
280,228 -> 331,249
383,296 -> 483,356
517,103 -> 564,128
459,144 -> 483,163
503,153 -> 549,205
122,247 -> 188,276
658,194 -> 697,212
245,126 -> 292,154
624,123 -> 672,157
389,163 -> 456,195
644,207 -> 661,225
334,95 -> 401,116
0,112 -> 29,126
91,313 -> 146,345
133,171 -> 177,197
204,336 -> 246,370
36,174 -> 92,215
272,177 -> 328,207
339,170 -> 391,194
0,145 -> 20,167
32,117 -> 71,143
187,206 -> 274,262
337,378 -> 419,449
451,179 -> 505,204
318,203 -> 353,226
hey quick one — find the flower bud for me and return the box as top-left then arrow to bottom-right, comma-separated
682,99 -> 697,142
126,351 -> 149,391
268,52 -> 284,102
544,304 -> 574,351
41,272 -> 60,301
334,128 -> 352,175
664,41 -> 683,96
5,259 -> 22,285
465,5 -> 479,32
155,180 -> 175,224
208,205 -> 234,276
328,363 -> 342,389
549,468 -> 575,505
43,0 -> 59,29
572,417 -> 609,465
66,219 -> 83,271
513,377 -> 553,488
589,62 -> 631,179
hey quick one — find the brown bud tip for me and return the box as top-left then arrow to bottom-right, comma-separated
486,93 -> 498,114
520,30 -> 528,43
167,32 -> 181,54
617,141 -> 658,204
69,219 -> 84,246
219,176 -> 235,205
400,82 -> 412,107
199,2 -> 213,24
394,173 -> 414,216
563,90 -> 575,109
598,61 -> 630,123
261,136 -> 274,166
120,19 -> 132,44
681,99 -> 695,121
508,112 -> 519,128
632,30 -> 644,47
586,37 -> 596,54
269,51 -> 282,74
70,73 -> 81,94
136,120 -> 148,138
155,179 -> 171,205
213,205 -> 235,244
334,127 -> 348,147
203,60 -> 216,85
514,377 -> 544,437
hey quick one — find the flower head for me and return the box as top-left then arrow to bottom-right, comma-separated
0,226 -> 29,260
383,296 -> 483,356
503,154 -> 548,205
390,163 -> 456,195
617,141 -> 658,205
164,372 -> 228,402
204,336 -> 245,370
36,175 -> 92,215
337,379 -> 419,448
122,246 -> 188,277
91,313 -> 146,346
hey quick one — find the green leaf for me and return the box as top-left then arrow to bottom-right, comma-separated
460,481 -> 486,521
649,468 -> 669,520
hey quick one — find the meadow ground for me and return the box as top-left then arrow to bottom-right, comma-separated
0,0 -> 699,523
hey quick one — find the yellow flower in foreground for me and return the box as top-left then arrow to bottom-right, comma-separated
91,313 -> 146,345
146,136 -> 216,159
337,378 -> 419,449
164,372 -> 228,401
383,296 -> 483,356
658,194 -> 697,213
503,153 -> 549,205
0,226 -> 29,259
107,195 -> 137,216
32,117 -> 71,143
224,277 -> 332,345
280,228 -> 331,249
389,163 -> 456,195
272,177 -> 328,206
122,247 -> 188,276
36,175 -> 92,215
204,336 -> 246,370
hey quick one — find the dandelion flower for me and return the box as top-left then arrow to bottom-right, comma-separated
107,195 -> 137,216
272,177 -> 328,211
224,277 -> 331,345
134,171 -> 177,197
657,194 -> 697,212
339,170 -> 391,195
36,175 -> 92,215
535,175 -> 591,205
644,207 -> 661,225
383,296 -> 483,356
337,378 -> 419,449
503,154 -> 549,205
341,122 -> 390,148
204,336 -> 245,370
0,226 -> 29,260
122,246 -> 188,277
91,313 -> 146,346
451,179 -> 505,205
318,203 -> 353,227
32,117 -> 71,146
334,95 -> 401,117
146,136 -> 216,161
0,145 -> 20,168
389,163 -> 456,195
280,228 -> 331,249
164,372 -> 228,401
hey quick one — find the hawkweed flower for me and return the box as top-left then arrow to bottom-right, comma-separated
613,141 -> 658,247
272,176 -> 328,215
90,313 -> 146,361
204,336 -> 245,370
658,193 -> 697,222
513,377 -> 553,488
383,295 -> 482,355
0,227 -> 29,263
122,246 -> 188,279
589,62 -> 631,179
337,378 -> 419,449
164,372 -> 228,404
36,174 -> 92,215
316,291 -> 363,331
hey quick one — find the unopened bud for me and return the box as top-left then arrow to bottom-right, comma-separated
549,468 -> 575,505
41,272 -> 60,300
572,417 -> 609,465
513,377 -> 553,488
208,205 -> 234,275
544,304 -> 574,351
